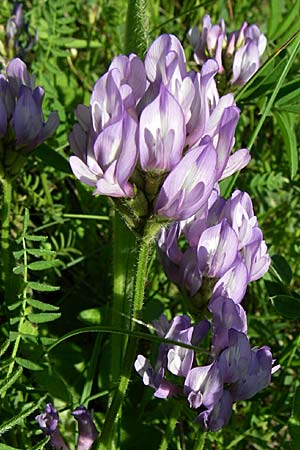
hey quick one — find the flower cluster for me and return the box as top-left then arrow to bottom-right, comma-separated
188,15 -> 267,87
157,187 -> 270,302
69,34 -> 250,228
135,305 -> 279,431
5,3 -> 37,59
0,58 -> 59,179
35,404 -> 99,450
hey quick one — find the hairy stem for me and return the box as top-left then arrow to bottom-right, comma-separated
94,223 -> 156,449
125,0 -> 149,57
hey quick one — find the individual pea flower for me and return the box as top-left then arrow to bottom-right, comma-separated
35,403 -> 69,450
72,406 -> 99,450
188,15 -> 267,88
135,314 -> 210,397
36,404 -> 99,450
209,295 -> 247,355
217,329 -> 279,402
0,58 -> 59,179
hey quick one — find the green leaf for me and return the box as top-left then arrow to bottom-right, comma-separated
27,312 -> 61,323
12,265 -> 24,275
0,395 -> 47,435
13,250 -> 24,260
274,111 -> 298,178
0,444 -> 24,450
78,308 -> 102,325
289,387 -> 300,450
0,367 -> 23,397
14,357 -> 44,371
23,235 -> 48,242
28,260 -> 60,271
26,299 -> 59,311
27,281 -> 60,292
0,339 -> 10,357
61,37 -> 102,48
34,144 -> 71,174
272,294 -> 300,319
27,249 -> 56,257
268,0 -> 281,39
270,254 -> 293,285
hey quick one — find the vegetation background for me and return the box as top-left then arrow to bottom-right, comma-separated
0,0 -> 300,449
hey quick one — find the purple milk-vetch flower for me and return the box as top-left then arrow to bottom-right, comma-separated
134,354 -> 178,399
35,403 -> 69,450
209,295 -> 247,354
155,136 -> 217,220
157,188 -> 269,300
184,362 -> 223,411
197,389 -> 233,431
69,33 -> 250,228
0,58 -> 59,178
135,314 -> 210,397
218,329 -> 279,400
188,15 -> 267,87
139,84 -> 186,172
6,3 -> 37,59
197,218 -> 239,278
72,406 -> 99,450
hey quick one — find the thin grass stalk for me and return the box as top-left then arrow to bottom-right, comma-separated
1,178 -> 12,302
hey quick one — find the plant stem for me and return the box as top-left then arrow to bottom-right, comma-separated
1,178 -> 12,303
125,0 -> 149,57
94,224 -> 156,449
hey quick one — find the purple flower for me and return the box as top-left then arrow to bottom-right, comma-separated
209,295 -> 247,354
35,403 -> 69,450
0,58 -> 58,172
218,329 -> 278,400
6,3 -> 37,58
197,389 -> 233,431
69,33 -> 250,224
184,362 -> 223,411
72,406 -> 99,450
139,85 -> 185,172
70,111 -> 138,197
135,314 -> 209,396
155,136 -> 217,220
197,218 -> 239,278
157,188 -> 269,300
188,16 -> 267,87
134,354 -> 178,399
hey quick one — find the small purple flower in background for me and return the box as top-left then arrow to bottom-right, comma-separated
35,403 -> 69,450
0,58 -> 59,179
36,404 -> 99,450
72,406 -> 99,450
188,15 -> 267,87
6,2 -> 38,59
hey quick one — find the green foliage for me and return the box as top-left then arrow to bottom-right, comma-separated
0,0 -> 300,449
